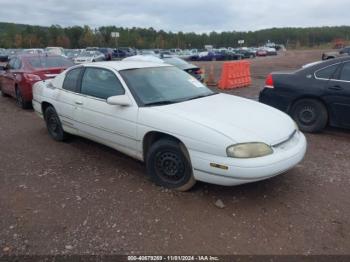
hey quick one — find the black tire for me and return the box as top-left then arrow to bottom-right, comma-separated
44,106 -> 68,141
0,87 -> 8,97
146,139 -> 196,191
291,99 -> 328,133
15,87 -> 31,109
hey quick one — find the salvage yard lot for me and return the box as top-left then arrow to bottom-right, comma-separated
1,50 -> 350,255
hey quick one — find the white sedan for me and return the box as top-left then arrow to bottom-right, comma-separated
32,61 -> 307,191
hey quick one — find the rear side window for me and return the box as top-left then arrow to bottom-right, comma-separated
315,64 -> 338,79
8,58 -> 17,69
13,58 -> 22,69
62,68 -> 83,92
339,62 -> 350,81
81,68 -> 125,99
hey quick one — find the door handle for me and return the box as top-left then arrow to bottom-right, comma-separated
75,101 -> 83,105
328,86 -> 343,91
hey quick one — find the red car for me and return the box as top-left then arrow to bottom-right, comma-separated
0,54 -> 74,108
256,49 -> 268,57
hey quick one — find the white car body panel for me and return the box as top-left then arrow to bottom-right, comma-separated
32,61 -> 307,187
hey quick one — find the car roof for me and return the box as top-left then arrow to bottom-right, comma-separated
312,56 -> 350,69
85,61 -> 172,71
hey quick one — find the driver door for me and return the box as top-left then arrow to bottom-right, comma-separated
74,67 -> 139,157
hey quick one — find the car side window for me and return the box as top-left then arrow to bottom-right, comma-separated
8,58 -> 16,69
62,68 -> 83,93
339,63 -> 350,82
81,68 -> 125,100
315,64 -> 338,79
13,58 -> 22,70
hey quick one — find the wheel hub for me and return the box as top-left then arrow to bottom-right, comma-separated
155,151 -> 184,181
48,116 -> 58,133
300,106 -> 315,124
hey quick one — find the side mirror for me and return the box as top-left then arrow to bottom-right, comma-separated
107,95 -> 132,106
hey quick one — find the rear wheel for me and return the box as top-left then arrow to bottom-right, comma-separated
146,139 -> 196,191
44,106 -> 68,141
291,98 -> 328,133
0,85 -> 8,97
15,87 -> 31,109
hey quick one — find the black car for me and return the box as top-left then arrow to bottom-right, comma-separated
259,57 -> 350,133
161,55 -> 204,82
98,48 -> 114,61
236,49 -> 256,59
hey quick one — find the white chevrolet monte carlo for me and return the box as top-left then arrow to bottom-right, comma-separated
32,61 -> 307,191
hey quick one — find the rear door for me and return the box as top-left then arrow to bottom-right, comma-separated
326,62 -> 350,128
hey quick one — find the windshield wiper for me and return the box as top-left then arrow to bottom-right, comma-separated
183,92 -> 219,102
144,100 -> 178,107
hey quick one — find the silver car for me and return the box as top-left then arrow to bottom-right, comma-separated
73,51 -> 105,64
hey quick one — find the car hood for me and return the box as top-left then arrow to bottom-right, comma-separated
152,93 -> 296,145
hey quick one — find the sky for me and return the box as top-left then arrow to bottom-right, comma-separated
0,0 -> 349,32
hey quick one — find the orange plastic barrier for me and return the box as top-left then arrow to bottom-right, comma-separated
218,61 -> 251,89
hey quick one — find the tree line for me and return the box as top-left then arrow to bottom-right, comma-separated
0,22 -> 349,49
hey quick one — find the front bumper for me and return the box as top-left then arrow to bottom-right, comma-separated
189,131 -> 307,186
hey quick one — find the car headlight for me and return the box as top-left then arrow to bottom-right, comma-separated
227,143 -> 273,158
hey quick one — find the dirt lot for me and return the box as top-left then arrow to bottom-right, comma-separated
1,50 -> 350,256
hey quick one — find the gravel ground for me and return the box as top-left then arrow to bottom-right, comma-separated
0,50 -> 350,256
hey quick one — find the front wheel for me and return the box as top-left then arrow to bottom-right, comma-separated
291,99 -> 328,133
0,86 -> 8,97
146,139 -> 196,191
44,106 -> 68,141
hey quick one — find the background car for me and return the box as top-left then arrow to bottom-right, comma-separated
259,56 -> 350,132
192,51 -> 226,61
322,46 -> 350,60
266,47 -> 278,56
22,49 -> 45,55
0,54 -> 73,108
0,49 -> 8,63
138,49 -> 157,56
98,48 -> 114,61
73,51 -> 105,64
113,48 -> 129,59
123,55 -> 205,82
256,49 -> 268,57
161,55 -> 205,82
45,47 -> 65,56
64,49 -> 82,61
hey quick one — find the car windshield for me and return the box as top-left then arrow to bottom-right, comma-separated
27,56 -> 74,68
120,66 -> 215,106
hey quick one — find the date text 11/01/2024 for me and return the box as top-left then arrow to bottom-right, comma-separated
127,256 -> 220,261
